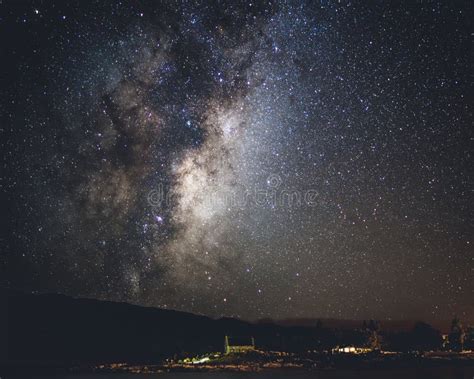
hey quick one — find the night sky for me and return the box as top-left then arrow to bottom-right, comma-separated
1,1 -> 472,322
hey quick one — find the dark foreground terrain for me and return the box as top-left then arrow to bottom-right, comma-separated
2,289 -> 342,365
2,290 -> 473,378
4,366 -> 474,379
65,368 -> 474,379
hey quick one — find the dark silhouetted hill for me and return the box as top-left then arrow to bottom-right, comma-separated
2,289 -> 256,365
3,290 -> 332,366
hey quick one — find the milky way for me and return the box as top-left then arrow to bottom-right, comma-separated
2,1 -> 473,322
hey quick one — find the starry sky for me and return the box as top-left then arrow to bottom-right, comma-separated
1,0 -> 473,322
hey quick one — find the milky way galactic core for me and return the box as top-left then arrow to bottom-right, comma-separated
2,1 -> 472,321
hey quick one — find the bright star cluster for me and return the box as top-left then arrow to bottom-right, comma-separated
1,1 -> 472,323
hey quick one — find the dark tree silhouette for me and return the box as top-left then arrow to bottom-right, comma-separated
448,317 -> 465,352
365,320 -> 382,350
